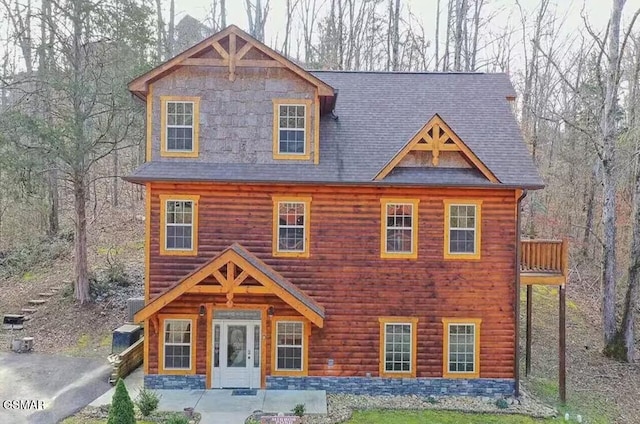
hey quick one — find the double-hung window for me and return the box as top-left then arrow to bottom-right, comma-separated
444,200 -> 482,259
442,318 -> 481,378
160,195 -> 199,256
161,317 -> 196,373
379,317 -> 418,377
381,199 -> 419,259
273,99 -> 312,159
272,318 -> 308,376
272,197 -> 311,257
161,96 -> 200,157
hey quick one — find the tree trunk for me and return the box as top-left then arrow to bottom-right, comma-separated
602,0 -> 625,350
220,0 -> 226,27
47,169 -> 59,236
434,0 -> 440,69
155,0 -> 165,61
391,0 -> 400,71
73,175 -> 90,304
167,0 -> 175,58
112,147 -> 119,206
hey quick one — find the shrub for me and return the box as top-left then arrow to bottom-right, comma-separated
107,379 -> 135,424
135,387 -> 161,417
164,415 -> 190,424
495,398 -> 509,409
292,403 -> 305,417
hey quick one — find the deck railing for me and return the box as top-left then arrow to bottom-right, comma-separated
520,239 -> 568,284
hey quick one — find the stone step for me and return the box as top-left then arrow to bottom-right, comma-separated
38,292 -> 56,297
28,299 -> 47,305
21,308 -> 37,314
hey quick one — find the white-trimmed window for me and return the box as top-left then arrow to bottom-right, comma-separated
166,101 -> 194,152
442,318 -> 481,378
165,200 -> 194,250
277,104 -> 306,155
272,197 -> 311,258
444,200 -> 482,259
163,319 -> 192,370
381,199 -> 419,258
159,195 -> 199,256
275,321 -> 303,371
378,317 -> 418,377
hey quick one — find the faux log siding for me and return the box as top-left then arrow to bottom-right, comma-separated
149,183 -> 517,378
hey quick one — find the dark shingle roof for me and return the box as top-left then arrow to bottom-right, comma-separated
126,71 -> 543,189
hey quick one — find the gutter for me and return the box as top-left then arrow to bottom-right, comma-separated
514,189 -> 528,397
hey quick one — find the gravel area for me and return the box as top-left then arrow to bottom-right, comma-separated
301,390 -> 557,424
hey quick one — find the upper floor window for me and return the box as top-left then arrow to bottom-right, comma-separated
378,317 -> 418,378
442,318 -> 481,379
161,96 -> 200,158
272,197 -> 311,258
380,199 -> 419,259
272,99 -> 312,160
444,200 -> 482,260
159,194 -> 199,256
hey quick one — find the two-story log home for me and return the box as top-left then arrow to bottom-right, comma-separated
127,25 -> 564,396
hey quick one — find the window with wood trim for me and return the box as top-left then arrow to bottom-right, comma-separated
378,317 -> 418,378
442,318 -> 481,379
272,99 -> 312,160
444,200 -> 482,259
159,315 -> 197,374
381,199 -> 419,259
160,96 -> 200,157
272,197 -> 311,258
159,195 -> 199,256
271,317 -> 309,376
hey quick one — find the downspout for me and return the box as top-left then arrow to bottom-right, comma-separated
514,189 -> 527,397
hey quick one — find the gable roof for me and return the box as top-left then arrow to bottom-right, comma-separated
126,71 -> 543,189
128,25 -> 335,97
134,243 -> 325,327
374,114 -> 498,182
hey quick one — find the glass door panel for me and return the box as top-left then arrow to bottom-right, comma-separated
227,325 -> 247,367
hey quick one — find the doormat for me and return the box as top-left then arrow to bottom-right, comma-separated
231,389 -> 258,396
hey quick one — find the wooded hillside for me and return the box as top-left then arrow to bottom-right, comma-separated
0,0 -> 639,363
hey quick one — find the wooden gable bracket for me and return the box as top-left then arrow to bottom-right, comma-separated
134,244 -> 325,328
374,114 -> 499,182
128,25 -> 335,97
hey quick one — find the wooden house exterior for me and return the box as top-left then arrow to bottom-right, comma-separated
127,25 -> 565,396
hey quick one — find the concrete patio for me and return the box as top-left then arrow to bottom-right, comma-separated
90,368 -> 327,424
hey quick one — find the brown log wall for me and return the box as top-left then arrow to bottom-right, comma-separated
147,183 -> 517,379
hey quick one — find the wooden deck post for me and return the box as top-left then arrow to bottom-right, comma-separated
525,284 -> 532,376
559,283 -> 566,404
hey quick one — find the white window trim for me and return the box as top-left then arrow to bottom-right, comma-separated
277,201 -> 307,253
383,322 -> 413,374
385,203 -> 415,254
166,101 -> 195,152
165,199 -> 194,252
448,204 -> 477,255
277,104 -> 307,155
163,319 -> 193,370
275,320 -> 304,372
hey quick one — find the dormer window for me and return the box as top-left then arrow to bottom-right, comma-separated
161,96 -> 200,158
272,99 -> 312,160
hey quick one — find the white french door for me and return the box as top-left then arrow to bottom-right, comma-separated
212,319 -> 261,388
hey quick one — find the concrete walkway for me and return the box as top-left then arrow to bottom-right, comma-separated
0,352 -> 112,424
90,368 -> 327,424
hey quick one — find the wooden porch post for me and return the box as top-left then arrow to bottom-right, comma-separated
525,284 -> 532,376
559,284 -> 566,404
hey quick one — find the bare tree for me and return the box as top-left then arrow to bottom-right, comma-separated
245,0 -> 270,42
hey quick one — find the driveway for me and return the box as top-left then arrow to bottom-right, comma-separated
0,352 -> 112,424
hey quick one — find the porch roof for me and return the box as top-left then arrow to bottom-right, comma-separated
134,243 -> 325,327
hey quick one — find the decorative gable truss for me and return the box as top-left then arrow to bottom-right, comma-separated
129,25 -> 334,97
375,115 -> 499,183
134,243 -> 325,328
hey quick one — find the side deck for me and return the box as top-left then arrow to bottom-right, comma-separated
520,239 -> 568,285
